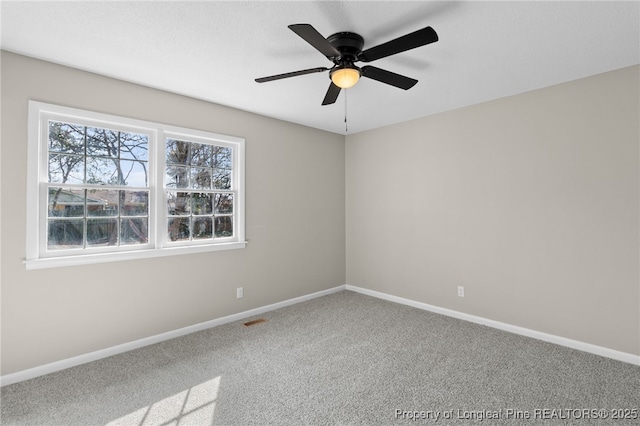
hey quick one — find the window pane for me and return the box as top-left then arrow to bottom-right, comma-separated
168,217 -> 190,241
86,127 -> 118,158
48,219 -> 84,249
166,139 -> 190,165
87,218 -> 118,246
48,188 -> 85,217
166,165 -> 189,188
214,193 -> 233,214
87,189 -> 117,217
48,153 -> 84,184
167,192 -> 191,215
121,191 -> 149,216
191,143 -> 212,167
212,169 -> 231,190
48,121 -> 84,153
120,160 -> 148,187
213,146 -> 232,169
214,216 -> 233,238
121,217 -> 148,244
120,133 -> 148,161
191,167 -> 211,189
87,156 -> 118,185
192,193 -> 213,215
192,217 -> 212,239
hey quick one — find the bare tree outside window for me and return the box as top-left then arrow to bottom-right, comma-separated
166,139 -> 234,242
47,121 -> 149,250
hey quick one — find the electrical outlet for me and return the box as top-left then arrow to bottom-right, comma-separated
457,286 -> 465,297
236,287 -> 243,299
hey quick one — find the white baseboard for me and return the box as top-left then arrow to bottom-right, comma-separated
0,285 -> 346,387
345,284 -> 640,366
3,283 -> 637,386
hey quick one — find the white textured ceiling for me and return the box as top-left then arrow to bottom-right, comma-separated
2,1 -> 639,135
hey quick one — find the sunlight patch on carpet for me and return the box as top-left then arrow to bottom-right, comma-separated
105,376 -> 221,426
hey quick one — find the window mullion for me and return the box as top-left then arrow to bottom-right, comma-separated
155,130 -> 166,249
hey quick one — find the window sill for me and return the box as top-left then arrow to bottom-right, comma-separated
24,241 -> 248,270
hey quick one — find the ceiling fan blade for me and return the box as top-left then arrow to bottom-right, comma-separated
322,82 -> 341,105
361,66 -> 418,90
255,67 -> 329,83
359,26 -> 438,62
289,24 -> 341,59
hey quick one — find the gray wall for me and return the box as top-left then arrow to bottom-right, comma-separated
0,51 -> 346,375
346,65 -> 639,355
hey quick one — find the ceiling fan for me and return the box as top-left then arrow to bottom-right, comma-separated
255,23 -> 439,105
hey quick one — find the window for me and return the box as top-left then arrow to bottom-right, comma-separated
165,139 -> 234,242
26,101 -> 246,269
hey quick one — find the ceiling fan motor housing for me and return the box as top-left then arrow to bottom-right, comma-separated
327,32 -> 364,63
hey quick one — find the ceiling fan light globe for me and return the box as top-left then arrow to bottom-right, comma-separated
331,68 -> 360,89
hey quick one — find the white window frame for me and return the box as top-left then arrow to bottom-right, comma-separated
26,101 -> 246,270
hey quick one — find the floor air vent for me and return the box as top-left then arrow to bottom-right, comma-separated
244,318 -> 267,327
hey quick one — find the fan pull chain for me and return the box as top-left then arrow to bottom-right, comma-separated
344,90 -> 348,133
